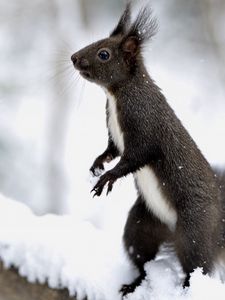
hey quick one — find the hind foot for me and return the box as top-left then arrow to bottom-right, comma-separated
120,274 -> 145,297
120,283 -> 137,297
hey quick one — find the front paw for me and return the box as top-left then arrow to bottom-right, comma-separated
91,171 -> 116,197
120,274 -> 145,297
90,157 -> 105,176
90,154 -> 114,176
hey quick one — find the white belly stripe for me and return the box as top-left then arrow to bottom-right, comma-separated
134,167 -> 177,231
105,90 -> 177,230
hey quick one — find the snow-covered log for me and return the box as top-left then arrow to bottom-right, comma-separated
0,194 -> 134,300
1,194 -> 225,300
0,261 -> 74,300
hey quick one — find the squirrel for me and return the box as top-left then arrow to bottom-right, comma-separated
71,3 -> 225,296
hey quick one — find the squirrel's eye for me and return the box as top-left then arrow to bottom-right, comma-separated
98,50 -> 110,61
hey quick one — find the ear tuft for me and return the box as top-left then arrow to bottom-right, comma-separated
110,2 -> 131,36
127,6 -> 158,43
120,6 -> 158,60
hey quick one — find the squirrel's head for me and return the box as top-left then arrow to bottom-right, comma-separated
71,3 -> 157,88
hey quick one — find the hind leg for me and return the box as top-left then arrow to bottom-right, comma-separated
121,196 -> 170,296
175,218 -> 216,288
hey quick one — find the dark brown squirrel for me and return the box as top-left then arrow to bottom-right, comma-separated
71,3 -> 225,296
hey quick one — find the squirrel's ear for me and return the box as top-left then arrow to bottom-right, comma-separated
120,6 -> 157,60
122,36 -> 139,57
125,6 -> 158,44
110,3 -> 131,36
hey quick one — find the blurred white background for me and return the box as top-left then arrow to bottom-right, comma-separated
0,0 -> 224,217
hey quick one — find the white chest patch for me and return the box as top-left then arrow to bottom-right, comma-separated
134,167 -> 177,231
106,91 -> 124,154
104,90 -> 177,231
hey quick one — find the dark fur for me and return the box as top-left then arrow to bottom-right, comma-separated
71,3 -> 225,296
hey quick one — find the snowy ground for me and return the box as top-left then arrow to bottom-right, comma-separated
1,193 -> 225,300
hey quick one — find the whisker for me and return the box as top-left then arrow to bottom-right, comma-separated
45,65 -> 75,83
56,37 -> 75,54
53,70 -> 81,101
47,59 -> 72,65
74,77 -> 86,109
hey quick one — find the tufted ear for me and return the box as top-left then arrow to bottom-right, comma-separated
110,3 -> 131,37
121,5 -> 158,57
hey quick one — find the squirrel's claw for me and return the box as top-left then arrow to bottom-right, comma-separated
91,185 -> 104,197
120,284 -> 136,297
106,179 -> 115,195
91,172 -> 116,197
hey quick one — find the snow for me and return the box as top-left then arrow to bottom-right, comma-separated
1,193 -> 225,299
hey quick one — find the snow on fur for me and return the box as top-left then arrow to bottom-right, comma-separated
1,193 -> 225,300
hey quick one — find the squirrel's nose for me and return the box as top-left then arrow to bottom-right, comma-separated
71,53 -> 78,65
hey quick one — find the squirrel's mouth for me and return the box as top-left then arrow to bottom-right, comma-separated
80,71 -> 91,80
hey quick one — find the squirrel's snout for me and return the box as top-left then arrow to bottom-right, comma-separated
71,54 -> 78,65
71,54 -> 90,71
